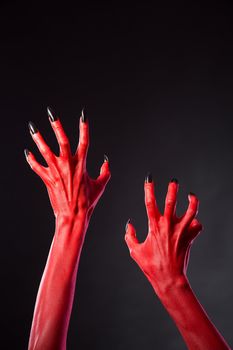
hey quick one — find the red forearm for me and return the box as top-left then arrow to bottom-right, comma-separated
28,214 -> 87,350
149,276 -> 230,350
26,110 -> 110,349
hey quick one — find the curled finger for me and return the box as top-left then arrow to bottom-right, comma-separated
180,193 -> 199,230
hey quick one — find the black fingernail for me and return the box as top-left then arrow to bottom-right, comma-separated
189,192 -> 196,196
145,172 -> 153,183
24,149 -> 29,158
104,154 -> 109,162
47,106 -> 58,122
170,178 -> 178,184
28,121 -> 38,134
81,108 -> 87,122
125,219 -> 130,231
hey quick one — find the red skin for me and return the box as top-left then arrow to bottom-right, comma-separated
125,180 -> 230,350
25,112 -> 110,350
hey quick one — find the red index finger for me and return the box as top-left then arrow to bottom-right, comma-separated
144,174 -> 160,232
164,179 -> 179,220
47,107 -> 71,158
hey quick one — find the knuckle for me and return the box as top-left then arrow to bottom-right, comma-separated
80,140 -> 88,148
46,152 -> 55,162
60,138 -> 69,147
40,144 -> 50,154
78,198 -> 89,211
145,200 -> 154,209
166,199 -> 174,208
79,143 -> 88,152
52,175 -> 61,187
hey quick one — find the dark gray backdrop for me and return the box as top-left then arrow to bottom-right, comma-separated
1,2 -> 233,349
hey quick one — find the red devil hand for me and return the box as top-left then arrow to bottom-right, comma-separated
25,108 -> 110,223
26,108 -> 110,350
125,175 -> 230,350
125,176 -> 201,294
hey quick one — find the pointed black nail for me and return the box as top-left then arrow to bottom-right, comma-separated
125,219 -> 130,231
24,149 -> 29,158
47,106 -> 58,122
145,172 -> 153,183
81,108 -> 87,122
104,154 -> 109,162
28,121 -> 38,134
189,192 -> 196,197
170,178 -> 178,184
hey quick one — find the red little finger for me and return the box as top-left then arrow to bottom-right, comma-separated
125,220 -> 139,253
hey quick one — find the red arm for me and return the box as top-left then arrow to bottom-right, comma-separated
125,175 -> 230,350
25,108 -> 110,350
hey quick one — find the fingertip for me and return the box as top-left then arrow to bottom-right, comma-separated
125,219 -> 130,232
125,219 -> 133,235
100,158 -> 111,175
144,178 -> 156,203
170,178 -> 179,184
144,179 -> 154,192
145,172 -> 153,183
169,178 -> 179,190
79,115 -> 89,128
24,148 -> 30,159
28,121 -> 38,135
81,108 -> 88,123
125,220 -> 137,237
144,173 -> 155,189
47,106 -> 58,122
124,220 -> 138,248
79,112 -> 89,134
166,179 -> 179,198
103,155 -> 110,169
188,192 -> 199,209
77,113 -> 89,155
188,192 -> 198,201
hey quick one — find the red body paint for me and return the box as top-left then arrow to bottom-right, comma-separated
25,108 -> 230,350
26,111 -> 110,350
125,179 -> 230,350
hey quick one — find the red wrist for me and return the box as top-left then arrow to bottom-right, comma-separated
147,273 -> 190,300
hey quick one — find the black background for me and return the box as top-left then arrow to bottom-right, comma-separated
1,2 -> 233,349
